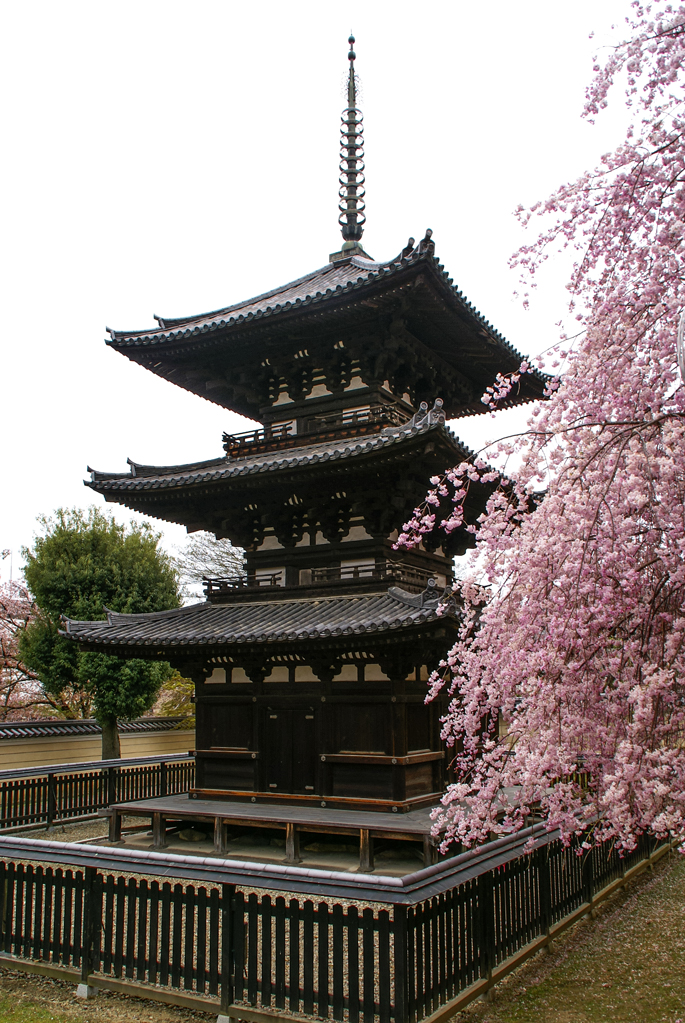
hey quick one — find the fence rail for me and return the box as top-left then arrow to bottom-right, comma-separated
0,755 -> 195,830
0,828 -> 668,1021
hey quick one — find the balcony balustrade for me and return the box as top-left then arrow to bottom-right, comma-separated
202,560 -> 439,600
222,404 -> 411,457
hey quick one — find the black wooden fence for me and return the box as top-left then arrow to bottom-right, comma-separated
0,755 -> 194,830
0,829 -> 665,1021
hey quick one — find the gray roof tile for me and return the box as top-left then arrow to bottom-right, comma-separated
87,418 -> 466,492
0,717 -> 187,741
105,249 -> 526,366
63,587 -> 456,650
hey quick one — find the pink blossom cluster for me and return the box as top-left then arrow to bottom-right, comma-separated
395,461 -> 508,552
404,1 -> 685,854
481,362 -> 531,410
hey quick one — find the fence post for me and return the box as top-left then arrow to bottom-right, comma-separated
538,845 -> 552,944
477,871 -> 496,998
0,862 -> 7,951
106,766 -> 117,807
392,904 -> 409,1023
76,866 -> 98,999
583,846 -> 595,916
160,761 -> 168,798
46,774 -> 57,830
218,883 -> 236,1022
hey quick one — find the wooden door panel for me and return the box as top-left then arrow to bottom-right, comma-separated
263,710 -> 292,792
335,704 -> 388,753
292,710 -> 317,794
406,704 -> 431,752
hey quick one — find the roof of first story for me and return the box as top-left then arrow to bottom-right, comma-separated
62,582 -> 459,667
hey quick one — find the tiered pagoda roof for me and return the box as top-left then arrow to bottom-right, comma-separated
63,582 -> 457,657
86,401 -> 492,559
88,405 -> 467,495
105,247 -> 546,421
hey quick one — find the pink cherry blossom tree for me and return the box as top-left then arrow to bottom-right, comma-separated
0,582 -> 47,719
399,1 -> 685,852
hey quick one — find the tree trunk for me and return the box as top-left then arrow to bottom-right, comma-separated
100,716 -> 121,760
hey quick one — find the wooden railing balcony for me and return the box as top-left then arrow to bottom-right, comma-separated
222,404 -> 411,458
202,561 -> 440,600
306,562 -> 435,587
305,404 -> 409,432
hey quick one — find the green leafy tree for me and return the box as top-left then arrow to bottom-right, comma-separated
19,508 -> 181,758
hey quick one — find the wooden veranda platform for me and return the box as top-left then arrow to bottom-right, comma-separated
102,793 -> 442,871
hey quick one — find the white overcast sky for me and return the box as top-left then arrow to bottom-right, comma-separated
1,0 -> 633,582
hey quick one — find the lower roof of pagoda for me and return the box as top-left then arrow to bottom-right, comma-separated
86,413 -> 465,499
61,584 -> 457,653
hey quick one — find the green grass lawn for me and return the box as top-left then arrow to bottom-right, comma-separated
0,970 -> 214,1023
0,991 -> 60,1023
457,850 -> 685,1023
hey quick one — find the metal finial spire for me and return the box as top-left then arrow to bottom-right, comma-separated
347,33 -> 357,108
339,33 -> 365,245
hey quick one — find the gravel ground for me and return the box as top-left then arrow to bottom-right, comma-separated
456,849 -> 685,1023
27,818 -> 137,844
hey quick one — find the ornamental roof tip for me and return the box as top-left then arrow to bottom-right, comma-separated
85,413 -> 466,492
389,577 -> 457,611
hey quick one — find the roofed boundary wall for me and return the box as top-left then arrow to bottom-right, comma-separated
0,718 -> 194,771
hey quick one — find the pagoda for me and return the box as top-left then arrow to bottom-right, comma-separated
65,38 -> 544,825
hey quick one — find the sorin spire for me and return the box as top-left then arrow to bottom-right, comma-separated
338,33 -> 366,247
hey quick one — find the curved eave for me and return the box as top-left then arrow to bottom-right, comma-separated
104,250 -> 546,393
61,590 -> 459,654
85,419 -> 468,496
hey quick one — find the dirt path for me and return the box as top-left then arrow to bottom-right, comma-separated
457,850 -> 685,1023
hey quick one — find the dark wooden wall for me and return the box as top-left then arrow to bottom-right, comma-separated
192,657 -> 449,812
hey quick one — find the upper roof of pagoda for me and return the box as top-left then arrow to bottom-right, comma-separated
105,244 -> 546,422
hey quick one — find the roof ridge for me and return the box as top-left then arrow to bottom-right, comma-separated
103,602 -> 212,622
159,262 -> 338,329
105,250 -> 429,344
127,454 -> 227,478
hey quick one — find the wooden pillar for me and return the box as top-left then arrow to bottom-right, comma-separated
152,812 -> 167,849
423,834 -> 438,867
108,809 -> 122,844
359,829 -> 374,872
285,822 -> 301,863
214,816 -> 228,854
